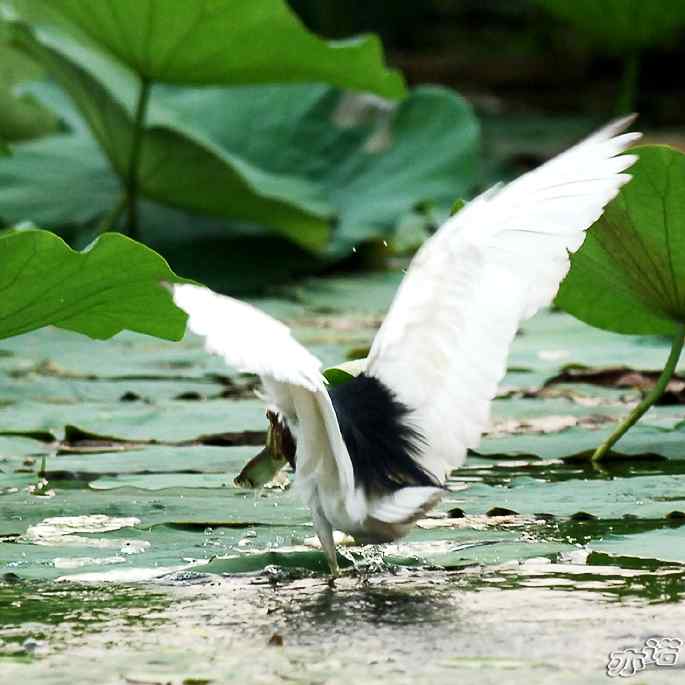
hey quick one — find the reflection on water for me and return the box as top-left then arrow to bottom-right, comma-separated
455,555 -> 685,605
2,561 -> 684,683
286,584 -> 450,628
264,573 -> 462,660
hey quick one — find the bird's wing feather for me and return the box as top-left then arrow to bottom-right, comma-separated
366,115 -> 641,482
171,284 -> 356,499
172,284 -> 322,394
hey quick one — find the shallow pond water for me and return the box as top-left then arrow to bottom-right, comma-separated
2,568 -> 685,684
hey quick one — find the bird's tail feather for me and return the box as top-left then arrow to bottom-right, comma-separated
368,486 -> 444,524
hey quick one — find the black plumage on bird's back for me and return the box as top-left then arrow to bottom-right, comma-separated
327,373 -> 440,495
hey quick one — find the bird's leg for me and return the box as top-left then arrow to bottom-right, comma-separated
311,504 -> 339,578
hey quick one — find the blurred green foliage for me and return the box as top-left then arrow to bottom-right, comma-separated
0,0 -> 480,293
293,0 -> 685,122
10,0 -> 406,94
538,0 -> 685,113
537,0 -> 685,52
0,32 -> 57,144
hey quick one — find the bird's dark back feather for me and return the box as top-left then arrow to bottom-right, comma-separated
327,373 -> 440,495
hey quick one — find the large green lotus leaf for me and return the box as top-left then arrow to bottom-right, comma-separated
10,0 -> 405,96
0,137 -> 328,287
8,24 -> 332,251
2,24 -> 475,254
0,137 -> 327,288
0,228 -> 188,341
161,83 -> 479,253
0,134 -> 120,226
0,27 -> 57,142
18,79 -> 92,135
556,146 -> 685,337
0,80 -> 327,277
537,0 -> 685,52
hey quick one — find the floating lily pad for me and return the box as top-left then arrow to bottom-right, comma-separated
0,134 -> 120,227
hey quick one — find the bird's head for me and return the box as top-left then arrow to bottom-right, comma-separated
234,410 -> 296,488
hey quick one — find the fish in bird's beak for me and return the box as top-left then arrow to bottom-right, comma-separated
233,443 -> 286,488
234,410 -> 296,488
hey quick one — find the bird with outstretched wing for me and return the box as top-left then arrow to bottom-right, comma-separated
172,115 -> 641,575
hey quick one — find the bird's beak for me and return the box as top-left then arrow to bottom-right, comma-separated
234,427 -> 288,489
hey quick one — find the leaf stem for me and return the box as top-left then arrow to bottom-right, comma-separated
125,77 -> 152,240
592,323 -> 685,462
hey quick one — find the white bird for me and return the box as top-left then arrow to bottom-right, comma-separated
172,115 -> 641,576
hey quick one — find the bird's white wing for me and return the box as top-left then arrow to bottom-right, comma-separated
366,115 -> 641,482
171,284 -> 356,501
173,284 -> 321,396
